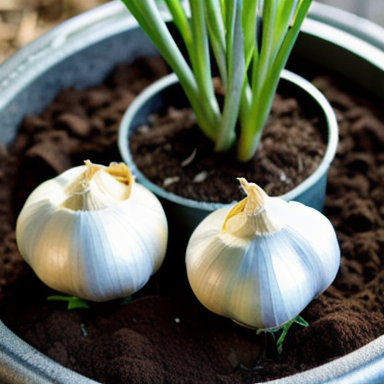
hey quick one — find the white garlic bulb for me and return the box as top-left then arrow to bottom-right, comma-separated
186,178 -> 340,330
16,161 -> 168,302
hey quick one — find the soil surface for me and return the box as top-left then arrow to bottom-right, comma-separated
129,81 -> 326,203
1,57 -> 384,384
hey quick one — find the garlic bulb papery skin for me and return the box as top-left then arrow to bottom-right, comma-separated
16,161 -> 168,302
186,178 -> 340,330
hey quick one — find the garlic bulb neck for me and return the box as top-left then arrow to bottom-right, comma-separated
223,178 -> 283,239
62,161 -> 133,211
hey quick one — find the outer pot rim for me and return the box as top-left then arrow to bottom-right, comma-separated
1,1 -> 384,146
118,70 -> 338,212
0,2 -> 384,384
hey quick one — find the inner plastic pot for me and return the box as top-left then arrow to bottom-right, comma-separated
0,2 -> 384,384
118,70 -> 338,237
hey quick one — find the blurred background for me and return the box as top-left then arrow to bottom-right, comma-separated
317,0 -> 384,27
0,0 -> 383,64
0,0 -> 112,63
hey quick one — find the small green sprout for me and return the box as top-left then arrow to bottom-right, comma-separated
258,315 -> 309,355
121,0 -> 312,162
47,295 -> 90,310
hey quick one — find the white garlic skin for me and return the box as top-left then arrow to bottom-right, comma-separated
186,181 -> 340,330
16,163 -> 168,302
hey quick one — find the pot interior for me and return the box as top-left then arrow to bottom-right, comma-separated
1,3 -> 384,384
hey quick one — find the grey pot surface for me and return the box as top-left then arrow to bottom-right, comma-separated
118,70 -> 338,236
0,1 -> 384,383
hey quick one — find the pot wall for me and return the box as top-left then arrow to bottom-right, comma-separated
293,3 -> 384,100
1,2 -> 384,384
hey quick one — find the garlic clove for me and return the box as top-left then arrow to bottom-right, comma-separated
186,178 -> 340,330
16,161 -> 168,302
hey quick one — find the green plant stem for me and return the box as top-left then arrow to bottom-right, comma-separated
164,0 -> 192,47
122,0 -> 221,142
189,0 -> 222,134
237,0 -> 312,162
122,0 -> 312,161
242,0 -> 259,70
206,0 -> 228,86
214,0 -> 245,152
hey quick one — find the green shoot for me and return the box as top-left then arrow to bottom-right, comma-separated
120,296 -> 132,305
47,295 -> 90,310
257,315 -> 309,355
121,0 -> 312,162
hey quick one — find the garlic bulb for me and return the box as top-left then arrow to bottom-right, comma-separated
186,178 -> 340,330
16,161 -> 168,302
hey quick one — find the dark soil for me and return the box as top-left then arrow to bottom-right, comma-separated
1,56 -> 384,384
129,82 -> 326,203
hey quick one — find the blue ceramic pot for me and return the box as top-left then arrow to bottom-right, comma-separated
118,70 -> 338,237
